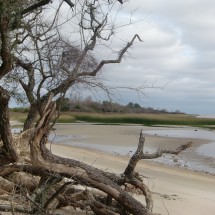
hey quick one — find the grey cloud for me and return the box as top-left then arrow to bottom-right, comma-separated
55,0 -> 215,114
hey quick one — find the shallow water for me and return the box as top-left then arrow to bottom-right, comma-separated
143,128 -> 215,158
12,125 -> 215,175
143,128 -> 215,141
143,128 -> 215,174
12,127 -> 22,133
197,142 -> 215,158
51,127 -> 215,175
51,128 -> 215,158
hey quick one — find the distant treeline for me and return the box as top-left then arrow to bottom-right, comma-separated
55,97 -> 184,114
11,97 -> 184,114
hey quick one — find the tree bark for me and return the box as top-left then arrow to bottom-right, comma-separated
124,130 -> 145,178
0,94 -> 191,214
29,95 -> 152,215
0,14 -> 12,79
23,103 -> 38,131
0,87 -> 18,164
0,164 -> 49,178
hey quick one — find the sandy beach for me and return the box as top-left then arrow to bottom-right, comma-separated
48,124 -> 215,215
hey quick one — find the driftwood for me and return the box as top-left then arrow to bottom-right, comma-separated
29,96 -> 150,214
0,95 -> 192,215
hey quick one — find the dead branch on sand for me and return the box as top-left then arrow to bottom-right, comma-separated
0,96 -> 191,215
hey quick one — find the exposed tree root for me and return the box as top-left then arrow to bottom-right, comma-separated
0,95 -> 191,215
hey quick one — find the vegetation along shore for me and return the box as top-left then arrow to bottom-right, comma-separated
11,109 -> 215,128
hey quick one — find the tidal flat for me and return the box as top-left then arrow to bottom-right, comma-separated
49,123 -> 215,175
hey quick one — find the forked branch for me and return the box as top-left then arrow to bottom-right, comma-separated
124,130 -> 192,177
78,34 -> 143,77
142,142 -> 192,159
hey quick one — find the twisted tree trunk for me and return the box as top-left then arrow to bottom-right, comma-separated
29,95 -> 152,215
0,93 -> 192,214
0,87 -> 18,164
23,103 -> 38,131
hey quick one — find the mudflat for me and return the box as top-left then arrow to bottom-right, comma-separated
48,124 -> 215,215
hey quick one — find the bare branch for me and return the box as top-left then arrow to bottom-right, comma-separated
0,164 -> 50,177
142,142 -> 192,159
0,205 -> 32,214
78,34 -> 143,77
63,0 -> 75,8
0,16 -> 12,79
43,182 -> 72,209
20,0 -> 53,16
124,130 -> 192,176
129,178 -> 153,212
124,130 -> 145,177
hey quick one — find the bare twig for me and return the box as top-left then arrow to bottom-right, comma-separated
78,34 -> 143,77
142,142 -> 192,159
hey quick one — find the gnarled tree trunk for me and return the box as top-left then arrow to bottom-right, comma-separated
0,87 -> 18,164
29,95 -> 152,215
0,94 -> 192,214
23,103 -> 38,131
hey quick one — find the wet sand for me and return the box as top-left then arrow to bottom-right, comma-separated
50,123 -> 215,173
48,124 -> 215,215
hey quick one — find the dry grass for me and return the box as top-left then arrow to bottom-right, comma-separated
10,111 -> 215,127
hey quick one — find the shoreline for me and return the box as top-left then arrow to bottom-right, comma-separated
48,124 -> 215,214
50,142 -> 215,177
49,123 -> 215,174
11,122 -> 215,214
49,143 -> 215,215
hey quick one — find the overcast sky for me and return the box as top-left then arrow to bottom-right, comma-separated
92,0 -> 215,114
9,0 -> 215,115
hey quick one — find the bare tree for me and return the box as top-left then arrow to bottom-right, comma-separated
0,1 -> 192,214
4,0 -> 143,130
0,95 -> 191,214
